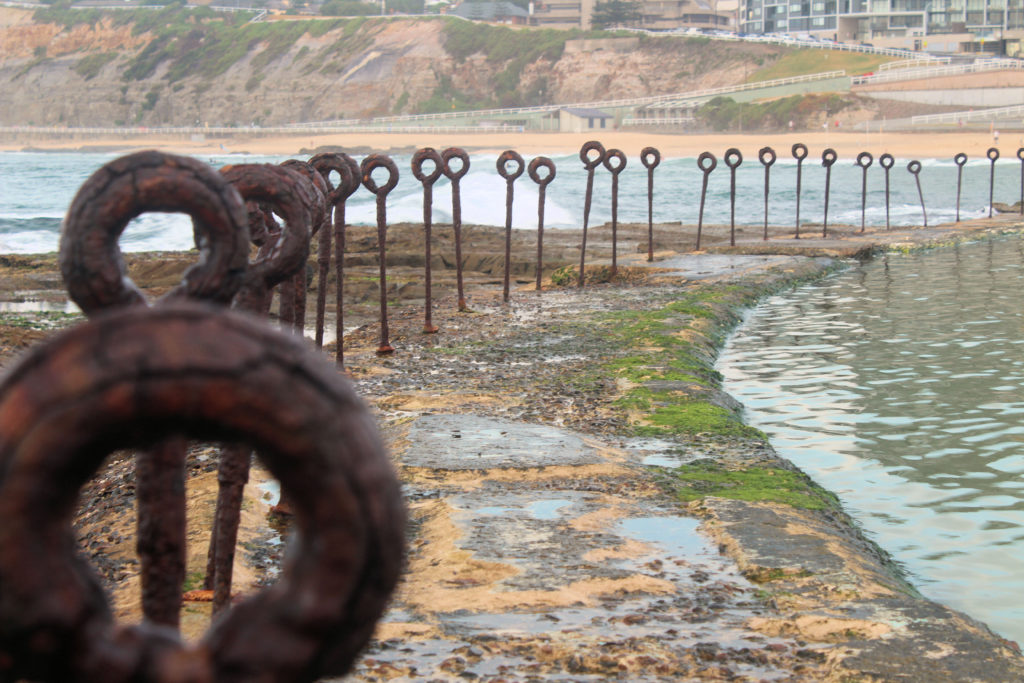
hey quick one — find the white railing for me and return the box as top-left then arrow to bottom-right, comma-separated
621,117 -> 694,125
852,58 -> 1024,85
290,70 -> 847,128
911,103 -> 1024,125
643,70 -> 847,110
877,56 -> 953,70
0,124 -> 530,136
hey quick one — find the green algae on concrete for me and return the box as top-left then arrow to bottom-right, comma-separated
671,462 -> 841,510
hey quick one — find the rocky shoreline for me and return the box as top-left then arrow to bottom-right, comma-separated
2,215 -> 1023,680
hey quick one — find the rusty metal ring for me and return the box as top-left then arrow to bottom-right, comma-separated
724,148 -> 743,169
791,143 -> 808,161
907,160 -> 923,175
697,151 -> 717,174
221,164 -> 313,294
0,302 -> 405,683
310,152 -> 361,204
640,146 -> 661,169
496,150 -> 525,180
360,154 -> 400,195
1018,148 -> 1024,161
954,152 -> 968,167
880,153 -> 895,169
856,151 -> 874,168
579,140 -> 606,170
411,147 -> 444,185
602,148 -> 627,174
821,148 -> 838,167
988,147 -> 1000,161
59,150 -> 250,315
282,159 -> 330,237
441,147 -> 470,181
758,146 -> 776,167
528,156 -> 556,187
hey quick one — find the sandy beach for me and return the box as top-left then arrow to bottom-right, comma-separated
1,129 -> 1016,161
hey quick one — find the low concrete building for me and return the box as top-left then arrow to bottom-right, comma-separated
557,107 -> 614,132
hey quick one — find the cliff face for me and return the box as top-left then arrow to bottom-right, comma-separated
0,8 -> 783,127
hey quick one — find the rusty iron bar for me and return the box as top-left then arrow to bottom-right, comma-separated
907,160 -> 927,227
58,150 -> 250,631
210,162 -> 314,614
603,148 -> 627,277
758,146 -> 776,241
577,140 -> 606,288
856,152 -> 873,233
309,151 -> 361,367
724,148 -> 742,247
441,147 -> 471,311
280,159 -> 330,336
879,153 -> 894,230
988,146 -> 1000,217
821,148 -> 837,238
361,154 -> 400,354
695,152 -> 717,251
792,143 -> 808,239
497,150 -> 525,302
412,148 -> 444,333
640,146 -> 660,261
0,302 -> 405,683
1018,148 -> 1024,215
954,152 -> 967,222
529,156 -> 556,291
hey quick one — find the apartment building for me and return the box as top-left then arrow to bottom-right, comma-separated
530,0 -> 729,30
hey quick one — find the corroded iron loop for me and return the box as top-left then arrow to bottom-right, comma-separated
411,147 -> 444,185
309,152 -> 361,205
856,151 -> 874,168
791,143 -> 808,161
954,152 -> 968,167
697,151 -> 717,174
59,150 -> 250,315
496,150 -> 525,180
640,146 -> 661,169
282,159 -> 330,236
821,148 -> 838,167
528,156 -> 556,186
880,153 -> 895,169
724,147 -> 743,169
579,140 -> 606,170
360,154 -> 400,195
988,147 -> 1000,162
907,160 -> 923,175
602,148 -> 627,174
0,302 -> 405,683
1018,147 -> 1024,161
221,164 -> 313,292
758,146 -> 776,167
441,147 -> 470,181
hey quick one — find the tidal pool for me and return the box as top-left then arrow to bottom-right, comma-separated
718,235 -> 1024,644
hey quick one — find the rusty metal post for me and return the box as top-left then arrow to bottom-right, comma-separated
361,154 -> 400,355
724,148 -> 742,247
280,159 -> 330,336
856,152 -> 873,233
309,152 -> 361,367
908,160 -> 927,227
412,148 -> 443,333
821,148 -> 837,238
441,147 -> 471,311
529,156 -> 556,291
988,146 -> 1000,217
696,152 -> 717,251
0,303 -> 405,683
954,152 -> 967,223
58,150 -> 250,631
603,148 -> 627,277
497,150 -> 525,302
578,140 -> 606,288
1018,148 -> 1024,215
880,153 -> 894,230
640,146 -> 660,261
758,146 -> 776,240
792,143 -> 808,238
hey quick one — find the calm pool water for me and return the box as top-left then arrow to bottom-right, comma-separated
718,236 -> 1024,643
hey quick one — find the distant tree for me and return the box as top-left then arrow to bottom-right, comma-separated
591,0 -> 640,29
321,0 -> 376,15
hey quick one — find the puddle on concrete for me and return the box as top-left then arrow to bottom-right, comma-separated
655,254 -> 801,280
619,516 -> 709,557
620,436 -> 704,467
404,414 -> 602,470
0,299 -> 79,313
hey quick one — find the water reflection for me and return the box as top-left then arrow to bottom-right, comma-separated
718,236 -> 1024,644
